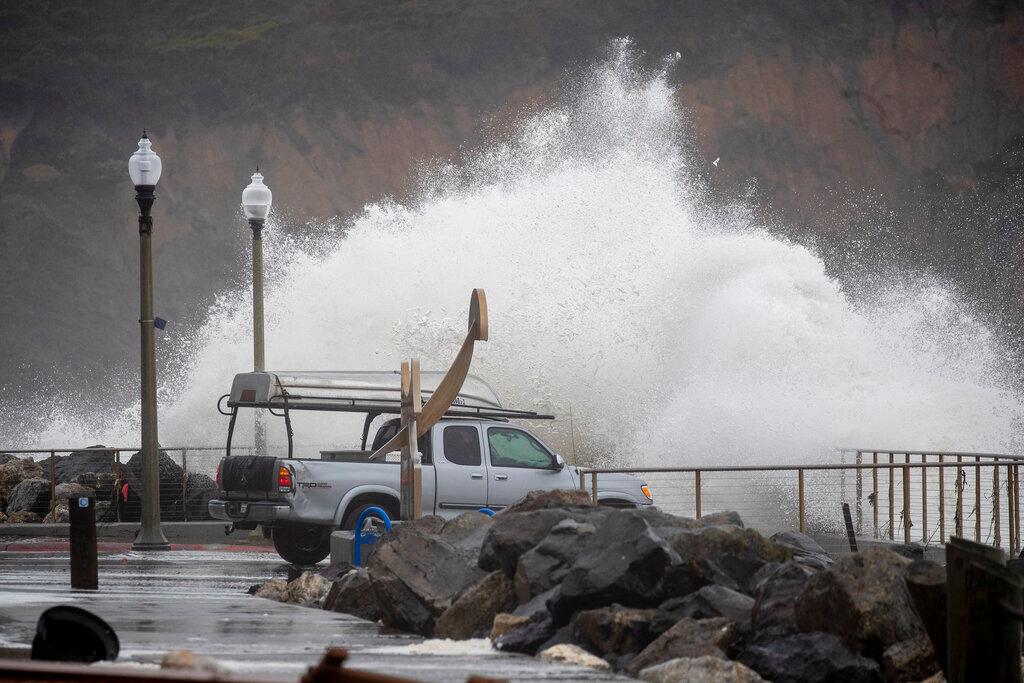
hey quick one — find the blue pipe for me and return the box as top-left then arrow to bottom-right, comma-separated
352,506 -> 392,566
478,507 -> 495,517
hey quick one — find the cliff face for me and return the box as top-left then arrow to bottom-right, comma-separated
1,0 -> 1022,388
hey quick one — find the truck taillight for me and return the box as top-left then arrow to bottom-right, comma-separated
278,466 -> 293,492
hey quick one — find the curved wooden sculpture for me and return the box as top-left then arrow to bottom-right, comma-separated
367,289 -> 488,519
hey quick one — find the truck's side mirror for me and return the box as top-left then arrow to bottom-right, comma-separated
553,454 -> 566,470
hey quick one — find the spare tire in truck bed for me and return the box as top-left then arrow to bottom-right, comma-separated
221,456 -> 278,491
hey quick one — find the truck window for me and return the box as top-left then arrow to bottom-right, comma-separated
443,426 -> 481,466
487,428 -> 553,469
371,418 -> 431,464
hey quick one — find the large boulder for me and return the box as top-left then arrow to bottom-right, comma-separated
750,562 -> 814,634
882,636 -> 939,683
0,453 -> 17,465
794,547 -> 925,659
6,477 -> 51,516
627,617 -> 738,676
500,488 -> 594,515
656,585 -> 756,630
0,457 -> 43,506
514,518 -> 597,602
184,472 -> 217,519
479,507 -> 603,576
663,525 -> 791,596
438,510 -> 493,548
323,568 -> 379,621
770,532 -> 833,570
551,509 -> 681,621
639,656 -> 766,683
493,613 -> 557,655
49,447 -> 115,483
125,450 -> 184,519
435,570 -> 516,640
8,510 -> 40,523
699,511 -> 745,528
54,482 -> 95,500
367,517 -> 486,636
574,604 -> 659,656
736,631 -> 882,683
43,503 -> 69,523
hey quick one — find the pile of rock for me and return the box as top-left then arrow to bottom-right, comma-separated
254,490 -> 941,682
0,446 -> 218,522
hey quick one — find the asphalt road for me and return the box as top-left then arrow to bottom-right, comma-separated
0,548 -> 628,682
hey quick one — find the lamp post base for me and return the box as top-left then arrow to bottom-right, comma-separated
132,530 -> 171,551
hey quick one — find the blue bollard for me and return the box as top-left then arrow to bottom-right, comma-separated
478,507 -> 495,517
353,506 -> 392,566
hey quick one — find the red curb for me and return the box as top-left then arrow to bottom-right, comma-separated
1,541 -> 275,553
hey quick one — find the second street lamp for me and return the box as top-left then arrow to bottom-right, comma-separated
242,168 -> 272,456
128,131 -> 170,551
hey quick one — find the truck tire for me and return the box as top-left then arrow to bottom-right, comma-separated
342,503 -> 396,531
271,522 -> 332,565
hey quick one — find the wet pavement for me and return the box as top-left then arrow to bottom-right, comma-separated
0,549 -> 629,681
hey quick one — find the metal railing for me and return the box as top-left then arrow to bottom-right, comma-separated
580,448 -> 1024,555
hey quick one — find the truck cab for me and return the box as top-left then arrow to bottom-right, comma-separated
209,371 -> 653,564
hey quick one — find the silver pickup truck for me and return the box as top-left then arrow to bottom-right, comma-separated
208,371 -> 653,564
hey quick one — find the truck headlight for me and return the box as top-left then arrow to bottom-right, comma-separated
641,484 -> 653,501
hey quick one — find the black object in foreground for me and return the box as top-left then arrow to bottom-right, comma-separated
31,605 -> 119,662
69,495 -> 97,589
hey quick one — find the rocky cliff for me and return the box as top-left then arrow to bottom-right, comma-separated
1,0 -> 1022,390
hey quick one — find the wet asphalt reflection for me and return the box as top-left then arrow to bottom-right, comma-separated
0,550 -> 629,681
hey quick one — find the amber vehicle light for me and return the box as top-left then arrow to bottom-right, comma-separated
278,466 -> 293,492
641,484 -> 653,501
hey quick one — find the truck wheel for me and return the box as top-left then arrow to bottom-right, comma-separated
342,503 -> 396,531
271,522 -> 332,565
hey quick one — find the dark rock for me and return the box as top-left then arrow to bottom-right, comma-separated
499,488 -> 594,515
49,447 -> 116,484
54,482 -> 94,500
736,631 -> 882,683
490,613 -> 533,641
8,510 -> 41,523
435,570 -> 516,640
795,547 -> 925,659
125,450 -> 184,520
514,518 -> 596,602
320,562 -> 356,582
367,519 -> 485,636
627,617 -> 737,676
6,477 -> 51,516
479,507 -> 598,575
438,511 -> 493,548
883,636 -> 939,683
639,656 -> 767,682
94,500 -> 113,522
664,525 -> 791,596
512,586 -> 559,620
770,531 -> 833,570
904,559 -> 946,671
574,605 -> 659,656
750,562 -> 813,634
552,509 -> 681,621
184,472 -> 217,519
699,511 -> 744,527
536,616 -> 583,653
323,568 -> 380,621
494,613 -> 557,655
0,457 -> 44,507
656,585 -> 755,630
889,544 -> 926,561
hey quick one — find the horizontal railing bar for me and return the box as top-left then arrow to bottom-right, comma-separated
837,447 -> 1024,460
0,446 -> 247,454
583,461 -> 1020,474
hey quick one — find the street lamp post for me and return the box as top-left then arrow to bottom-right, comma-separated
128,131 -> 170,551
241,169 -> 272,456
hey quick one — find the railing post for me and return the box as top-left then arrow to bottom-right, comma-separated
48,450 -> 57,522
856,451 -> 863,535
695,470 -> 702,519
903,464 -> 911,544
798,468 -> 805,534
939,454 -> 945,543
956,455 -> 964,538
579,469 -> 586,492
1007,464 -> 1015,555
591,471 -> 597,506
1015,464 -> 1021,554
181,449 -> 188,522
976,456 -> 982,542
888,453 -> 895,540
994,466 -> 1002,549
921,454 -> 928,544
872,452 -> 879,539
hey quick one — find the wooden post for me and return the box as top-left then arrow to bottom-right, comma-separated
889,453 -> 895,540
579,470 -> 586,492
903,464 -> 912,544
695,470 -> 702,519
939,454 -> 945,543
976,456 -> 982,542
48,450 -> 57,521
180,449 -> 188,522
69,495 -> 98,590
798,468 -> 805,534
994,466 -> 1002,549
956,455 -> 964,538
591,471 -> 598,506
855,451 -> 863,535
1008,465 -> 1015,555
922,454 -> 928,544
1015,465 -> 1021,554
842,502 -> 858,552
872,452 -> 879,539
